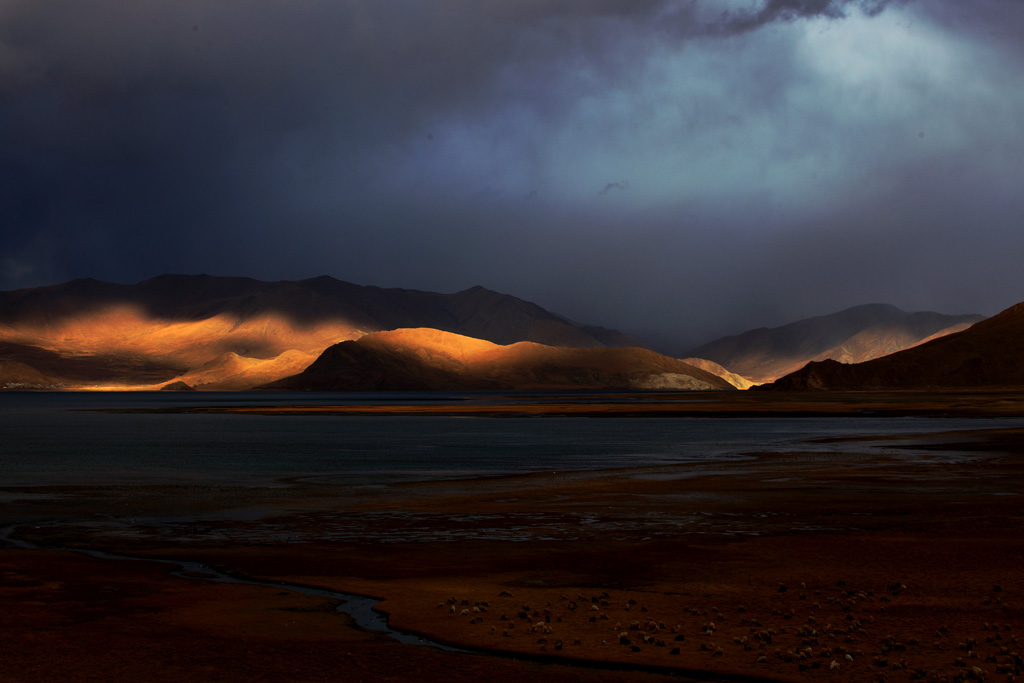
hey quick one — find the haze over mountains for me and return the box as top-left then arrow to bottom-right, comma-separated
0,274 -> 999,392
764,301 -> 1024,391
682,304 -> 983,386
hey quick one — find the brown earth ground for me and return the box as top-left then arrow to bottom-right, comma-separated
3,391 -> 1024,682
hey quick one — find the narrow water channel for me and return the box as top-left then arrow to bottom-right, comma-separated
0,525 -> 466,652
3,525 -> 759,682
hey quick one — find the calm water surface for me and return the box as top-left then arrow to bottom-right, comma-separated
2,392 -> 1021,487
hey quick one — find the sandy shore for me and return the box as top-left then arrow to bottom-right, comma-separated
4,397 -> 1024,682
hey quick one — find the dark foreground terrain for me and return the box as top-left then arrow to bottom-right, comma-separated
3,390 -> 1024,682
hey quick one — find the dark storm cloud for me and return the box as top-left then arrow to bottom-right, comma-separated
2,0 -> 1023,345
714,0 -> 896,35
0,0 -> 667,282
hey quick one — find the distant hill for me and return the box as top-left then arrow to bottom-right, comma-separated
0,360 -> 65,390
762,301 -> 1024,391
265,328 -> 735,392
0,275 -> 641,390
682,304 -> 983,386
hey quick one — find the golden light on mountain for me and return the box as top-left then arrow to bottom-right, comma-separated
0,275 -> 654,391
0,304 -> 363,390
2,304 -> 359,361
271,328 -> 735,392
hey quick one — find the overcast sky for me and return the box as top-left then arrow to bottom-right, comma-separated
2,0 -> 1023,346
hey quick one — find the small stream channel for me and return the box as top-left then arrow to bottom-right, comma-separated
0,524 -> 466,652
3,525 -> 767,682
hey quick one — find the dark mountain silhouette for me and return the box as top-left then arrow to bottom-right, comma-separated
0,275 -> 637,345
265,328 -> 735,392
762,301 -> 1024,391
683,304 -> 983,385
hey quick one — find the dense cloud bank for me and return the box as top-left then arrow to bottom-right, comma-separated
2,0 -> 1022,343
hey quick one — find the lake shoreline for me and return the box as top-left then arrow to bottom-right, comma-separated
80,388 -> 1024,418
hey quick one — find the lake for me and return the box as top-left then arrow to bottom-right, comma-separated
2,391 -> 1021,487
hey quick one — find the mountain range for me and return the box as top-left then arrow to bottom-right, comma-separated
0,275 -> 1004,392
682,304 -> 983,386
762,301 -> 1024,391
0,275 -> 638,390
